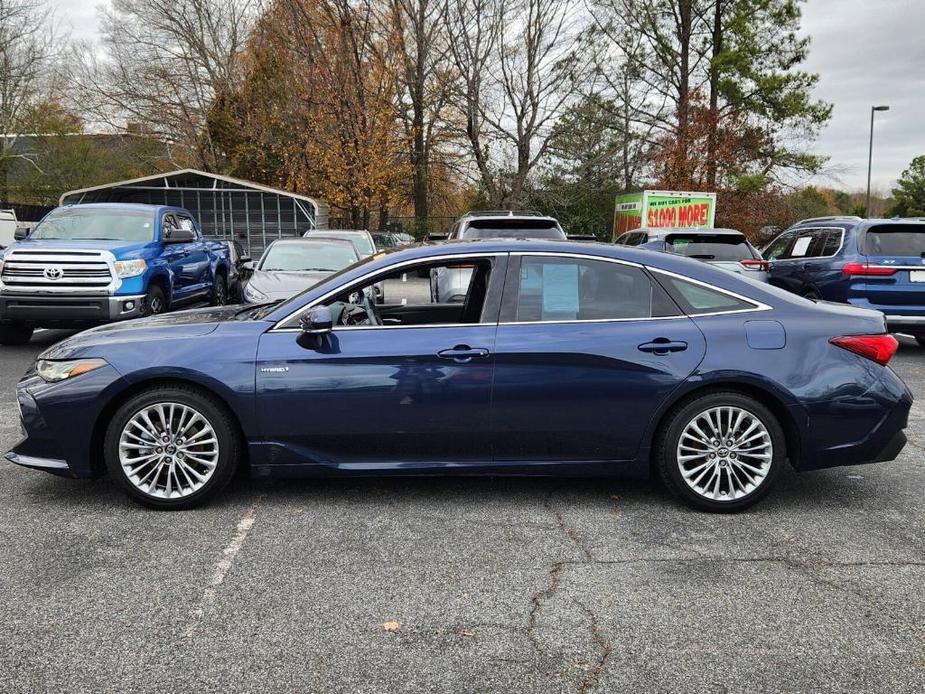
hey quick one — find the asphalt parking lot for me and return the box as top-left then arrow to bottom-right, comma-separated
0,328 -> 923,693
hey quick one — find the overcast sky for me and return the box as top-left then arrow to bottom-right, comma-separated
52,0 -> 925,193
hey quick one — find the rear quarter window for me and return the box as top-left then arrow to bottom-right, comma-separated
658,274 -> 758,315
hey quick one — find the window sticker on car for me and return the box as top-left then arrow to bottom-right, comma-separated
542,263 -> 579,319
791,236 -> 812,257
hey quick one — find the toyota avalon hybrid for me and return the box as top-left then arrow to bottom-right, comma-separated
5,240 -> 911,512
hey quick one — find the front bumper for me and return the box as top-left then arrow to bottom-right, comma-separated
0,293 -> 145,326
5,365 -> 127,478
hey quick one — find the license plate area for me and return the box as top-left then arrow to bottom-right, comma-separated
910,270 -> 925,282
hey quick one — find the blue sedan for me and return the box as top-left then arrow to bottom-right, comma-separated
4,240 -> 912,511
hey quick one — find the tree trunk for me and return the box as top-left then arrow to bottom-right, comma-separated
706,0 -> 723,188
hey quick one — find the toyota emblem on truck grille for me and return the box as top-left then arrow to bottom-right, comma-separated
43,267 -> 64,280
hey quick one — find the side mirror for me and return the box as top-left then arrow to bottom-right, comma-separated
239,256 -> 252,265
300,305 -> 333,335
13,227 -> 28,241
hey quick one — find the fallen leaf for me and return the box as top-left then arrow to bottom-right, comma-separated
382,621 -> 400,632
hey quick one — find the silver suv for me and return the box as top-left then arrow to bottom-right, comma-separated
432,211 -> 566,302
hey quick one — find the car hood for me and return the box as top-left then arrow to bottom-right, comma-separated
39,305 -> 245,360
16,238 -> 154,255
247,269 -> 331,300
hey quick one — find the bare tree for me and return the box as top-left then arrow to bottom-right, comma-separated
385,0 -> 452,224
70,0 -> 260,170
0,0 -> 58,197
446,0 -> 590,207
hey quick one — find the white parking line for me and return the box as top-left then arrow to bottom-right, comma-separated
182,504 -> 259,639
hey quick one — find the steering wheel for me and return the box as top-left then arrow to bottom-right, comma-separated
361,289 -> 381,326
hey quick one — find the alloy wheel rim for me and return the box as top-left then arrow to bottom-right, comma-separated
149,296 -> 164,314
216,281 -> 226,305
118,402 -> 219,499
676,406 -> 772,502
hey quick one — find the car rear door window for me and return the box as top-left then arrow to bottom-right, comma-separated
763,230 -> 796,260
513,256 -> 676,322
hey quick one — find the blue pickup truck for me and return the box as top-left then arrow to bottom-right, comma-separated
0,203 -> 232,345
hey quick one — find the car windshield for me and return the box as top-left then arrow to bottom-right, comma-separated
310,233 -> 375,256
30,209 -> 155,242
463,220 -> 566,240
259,243 -> 358,272
666,234 -> 756,261
864,224 -> 925,256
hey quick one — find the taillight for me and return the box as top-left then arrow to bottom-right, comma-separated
740,259 -> 769,271
841,262 -> 897,277
830,334 -> 898,365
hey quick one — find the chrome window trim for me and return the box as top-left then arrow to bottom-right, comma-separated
768,226 -> 845,262
270,248 -> 773,332
648,268 -> 773,316
270,251 -> 504,330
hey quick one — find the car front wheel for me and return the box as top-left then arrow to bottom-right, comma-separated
656,391 -> 785,512
103,385 -> 240,509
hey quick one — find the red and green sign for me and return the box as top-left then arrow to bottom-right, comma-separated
613,190 -> 717,239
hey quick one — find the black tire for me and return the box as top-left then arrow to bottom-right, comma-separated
211,272 -> 228,306
0,322 -> 34,346
142,285 -> 167,317
655,391 -> 786,512
103,385 -> 241,510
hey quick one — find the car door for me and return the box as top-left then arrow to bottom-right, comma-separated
161,214 -> 194,300
174,213 -> 211,295
253,253 -> 507,468
490,252 -> 707,463
764,229 -> 801,293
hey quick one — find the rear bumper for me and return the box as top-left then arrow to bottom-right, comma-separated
0,293 -> 145,326
798,370 -> 912,471
885,314 -> 925,330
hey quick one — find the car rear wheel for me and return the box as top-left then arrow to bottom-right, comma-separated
211,273 -> 227,306
103,385 -> 240,510
0,322 -> 34,346
656,391 -> 785,512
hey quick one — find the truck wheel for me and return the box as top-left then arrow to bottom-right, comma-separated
142,285 -> 167,316
0,323 -> 34,346
211,273 -> 227,306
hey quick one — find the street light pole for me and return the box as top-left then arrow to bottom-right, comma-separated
866,105 -> 890,218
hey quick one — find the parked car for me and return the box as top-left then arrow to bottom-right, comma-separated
615,227 -> 768,281
0,203 -> 232,345
6,240 -> 910,512
225,239 -> 251,303
241,238 -> 359,303
303,229 -> 376,258
370,231 -> 413,251
0,209 -> 18,249
432,210 -> 567,301
762,217 -> 925,343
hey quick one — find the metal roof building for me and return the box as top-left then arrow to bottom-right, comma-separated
61,169 -> 329,256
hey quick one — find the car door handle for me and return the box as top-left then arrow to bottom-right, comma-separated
638,338 -> 688,355
437,345 -> 490,363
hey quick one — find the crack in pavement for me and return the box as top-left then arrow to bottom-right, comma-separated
527,494 -> 614,693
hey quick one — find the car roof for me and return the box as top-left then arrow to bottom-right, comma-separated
635,227 -> 745,238
309,229 -> 372,237
268,237 -> 356,248
460,210 -> 559,224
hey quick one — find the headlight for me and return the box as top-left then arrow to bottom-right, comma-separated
243,282 -> 268,302
36,358 -> 108,383
114,259 -> 147,278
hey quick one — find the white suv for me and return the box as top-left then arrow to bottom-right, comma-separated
432,211 -> 566,302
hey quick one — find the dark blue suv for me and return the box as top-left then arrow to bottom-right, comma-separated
764,217 -> 925,342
